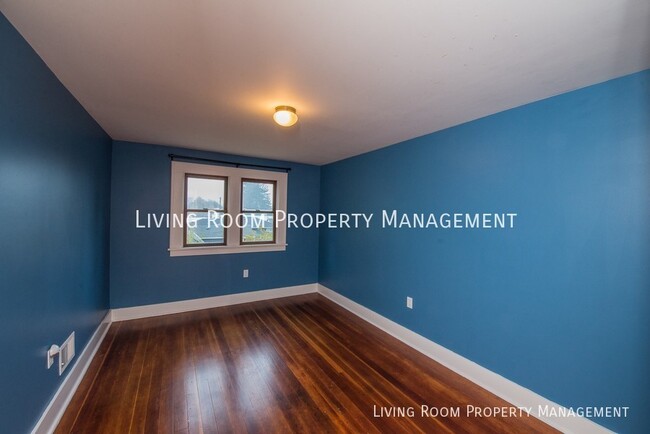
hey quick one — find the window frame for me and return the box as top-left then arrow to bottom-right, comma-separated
183,173 -> 228,247
169,161 -> 288,256
240,178 -> 277,245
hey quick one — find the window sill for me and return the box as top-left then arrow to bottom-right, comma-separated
169,244 -> 287,257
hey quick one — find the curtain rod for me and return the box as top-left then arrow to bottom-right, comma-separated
168,154 -> 291,172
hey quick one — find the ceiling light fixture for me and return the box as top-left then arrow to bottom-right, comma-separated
273,105 -> 298,127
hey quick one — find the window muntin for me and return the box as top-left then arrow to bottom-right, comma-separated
184,174 -> 227,246
241,179 -> 276,244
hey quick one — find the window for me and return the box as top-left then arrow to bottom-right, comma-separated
184,175 -> 227,246
241,179 -> 276,244
170,161 -> 287,256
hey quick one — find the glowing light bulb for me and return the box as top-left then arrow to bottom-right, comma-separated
273,106 -> 298,127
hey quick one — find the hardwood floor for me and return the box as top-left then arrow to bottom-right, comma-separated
55,294 -> 557,433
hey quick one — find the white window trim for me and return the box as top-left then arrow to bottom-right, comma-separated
169,161 -> 288,256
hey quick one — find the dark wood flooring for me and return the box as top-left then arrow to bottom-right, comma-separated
55,294 -> 557,433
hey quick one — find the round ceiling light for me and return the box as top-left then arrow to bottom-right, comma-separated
273,105 -> 298,127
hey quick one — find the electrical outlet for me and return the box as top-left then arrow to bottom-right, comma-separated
47,332 -> 75,375
406,297 -> 413,309
243,269 -> 249,278
58,332 -> 75,375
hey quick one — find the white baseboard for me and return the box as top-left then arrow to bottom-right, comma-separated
317,284 -> 611,434
31,310 -> 112,434
112,283 -> 318,321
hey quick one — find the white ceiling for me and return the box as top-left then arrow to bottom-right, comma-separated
2,1 -> 649,165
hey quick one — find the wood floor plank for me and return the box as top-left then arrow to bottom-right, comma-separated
271,302 -> 434,433
55,294 -> 558,434
259,303 -> 402,433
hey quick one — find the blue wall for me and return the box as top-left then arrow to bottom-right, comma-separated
110,141 -> 320,308
0,13 -> 112,434
319,71 -> 650,433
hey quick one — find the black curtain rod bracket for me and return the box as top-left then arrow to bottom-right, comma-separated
168,154 -> 291,172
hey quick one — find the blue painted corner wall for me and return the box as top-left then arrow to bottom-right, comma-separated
319,70 -> 650,433
0,13 -> 112,434
109,141 -> 320,308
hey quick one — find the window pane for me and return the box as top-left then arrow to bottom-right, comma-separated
242,181 -> 274,212
186,211 -> 225,245
187,177 -> 225,210
241,213 -> 274,243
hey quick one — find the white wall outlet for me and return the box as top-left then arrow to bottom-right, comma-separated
47,332 -> 75,375
406,297 -> 413,309
243,269 -> 249,278
58,332 -> 75,375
